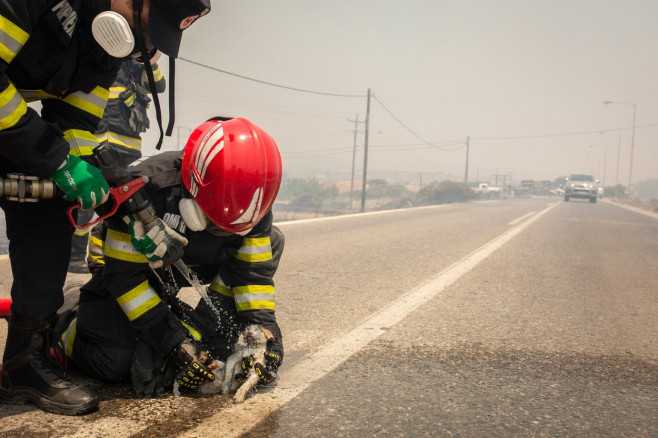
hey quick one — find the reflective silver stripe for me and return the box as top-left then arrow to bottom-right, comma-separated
116,281 -> 161,321
0,84 -> 27,130
232,284 -> 276,311
238,243 -> 272,255
64,129 -> 98,156
235,237 -> 272,262
142,67 -> 164,85
104,229 -> 148,263
62,87 -> 109,118
234,292 -> 275,304
123,93 -> 136,107
109,86 -> 127,99
0,15 -> 28,63
0,27 -> 23,60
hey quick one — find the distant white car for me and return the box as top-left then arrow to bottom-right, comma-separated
564,174 -> 599,203
598,187 -> 604,199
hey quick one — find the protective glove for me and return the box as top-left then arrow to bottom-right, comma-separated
168,339 -> 215,391
237,347 -> 282,386
124,215 -> 188,268
50,154 -> 109,209
128,105 -> 150,133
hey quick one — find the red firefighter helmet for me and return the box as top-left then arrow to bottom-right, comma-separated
181,118 -> 282,233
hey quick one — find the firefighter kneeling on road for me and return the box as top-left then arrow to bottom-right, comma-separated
55,117 -> 285,396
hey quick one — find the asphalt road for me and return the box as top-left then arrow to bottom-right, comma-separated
0,198 -> 656,437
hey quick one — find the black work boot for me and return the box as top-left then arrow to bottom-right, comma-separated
0,314 -> 99,415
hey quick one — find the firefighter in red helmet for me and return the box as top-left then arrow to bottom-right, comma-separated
55,117 -> 285,396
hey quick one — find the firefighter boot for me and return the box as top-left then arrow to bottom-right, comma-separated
0,314 -> 99,415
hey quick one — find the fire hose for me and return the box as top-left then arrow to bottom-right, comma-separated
0,146 -> 183,259
0,146 -> 190,379
0,173 -> 58,202
0,147 -> 153,228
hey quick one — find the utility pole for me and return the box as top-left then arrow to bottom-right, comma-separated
629,104 -> 636,196
360,88 -> 371,213
347,114 -> 364,210
491,169 -> 505,187
464,136 -> 470,184
615,135 -> 621,199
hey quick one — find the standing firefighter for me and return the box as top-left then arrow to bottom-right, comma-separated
58,118 -> 285,397
0,0 -> 210,415
69,57 -> 167,274
96,58 -> 167,165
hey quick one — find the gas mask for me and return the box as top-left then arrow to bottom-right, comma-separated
91,11 -> 156,61
179,198 -> 251,237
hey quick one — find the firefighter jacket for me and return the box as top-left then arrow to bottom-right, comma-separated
0,0 -> 121,177
95,59 -> 166,158
88,151 -> 284,362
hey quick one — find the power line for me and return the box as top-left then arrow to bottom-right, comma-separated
179,58 -> 658,152
471,123 -> 658,141
177,88 -> 348,120
372,94 -> 464,151
179,57 -> 367,98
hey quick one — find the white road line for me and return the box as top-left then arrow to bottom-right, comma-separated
508,211 -> 536,226
606,199 -> 658,220
274,203 -> 450,227
185,202 -> 562,437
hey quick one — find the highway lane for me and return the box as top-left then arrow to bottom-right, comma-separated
0,198 -> 656,437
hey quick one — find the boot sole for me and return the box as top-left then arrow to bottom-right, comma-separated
0,387 -> 99,416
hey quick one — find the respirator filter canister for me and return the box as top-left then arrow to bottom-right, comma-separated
91,11 -> 135,58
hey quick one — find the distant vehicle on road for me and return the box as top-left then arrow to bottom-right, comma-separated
472,183 -> 502,198
564,174 -> 599,203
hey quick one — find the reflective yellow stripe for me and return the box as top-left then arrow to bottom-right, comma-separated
0,83 -> 27,130
89,234 -> 105,265
123,93 -> 136,107
61,316 -> 77,358
109,86 -> 127,99
235,236 -> 272,263
0,15 -> 28,63
61,86 -> 109,118
208,273 -> 232,297
233,284 -> 275,311
96,131 -> 142,151
64,129 -> 98,157
116,280 -> 161,321
181,321 -> 202,342
73,228 -> 89,237
209,282 -> 232,298
104,229 -> 148,263
142,67 -> 164,85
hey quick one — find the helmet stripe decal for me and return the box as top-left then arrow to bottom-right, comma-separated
195,125 -> 224,181
231,188 -> 263,225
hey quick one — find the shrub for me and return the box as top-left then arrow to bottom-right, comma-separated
417,180 -> 476,205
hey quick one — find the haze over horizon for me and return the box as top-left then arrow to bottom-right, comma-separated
142,1 -> 658,189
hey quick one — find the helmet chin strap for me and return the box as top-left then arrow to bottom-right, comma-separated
132,0 -> 174,150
